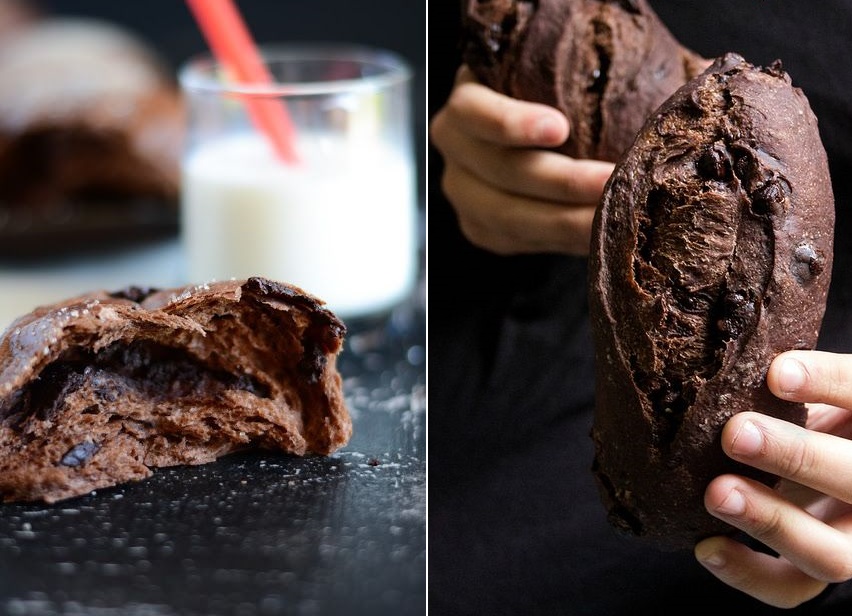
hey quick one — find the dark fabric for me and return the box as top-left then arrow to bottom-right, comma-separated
428,1 -> 852,613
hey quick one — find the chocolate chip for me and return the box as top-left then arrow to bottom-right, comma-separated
108,286 -> 157,303
673,288 -> 712,315
717,289 -> 756,340
697,144 -> 731,180
234,374 -> 271,398
60,441 -> 100,467
733,150 -> 757,183
751,179 -> 790,216
298,344 -> 328,384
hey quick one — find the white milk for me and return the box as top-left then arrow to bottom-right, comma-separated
181,132 -> 418,318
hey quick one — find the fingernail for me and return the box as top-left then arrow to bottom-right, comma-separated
696,548 -> 726,570
778,357 -> 807,395
730,420 -> 763,457
715,488 -> 747,517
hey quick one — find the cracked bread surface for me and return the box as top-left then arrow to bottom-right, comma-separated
588,53 -> 834,549
460,0 -> 707,161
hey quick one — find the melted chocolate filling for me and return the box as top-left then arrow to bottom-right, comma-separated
1,340 -> 271,425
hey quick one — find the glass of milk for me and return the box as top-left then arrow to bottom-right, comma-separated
178,46 -> 417,319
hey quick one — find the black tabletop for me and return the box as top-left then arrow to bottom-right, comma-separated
0,283 -> 426,616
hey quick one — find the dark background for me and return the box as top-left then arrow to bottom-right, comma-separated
428,1 -> 852,615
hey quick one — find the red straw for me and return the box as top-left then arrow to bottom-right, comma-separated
185,0 -> 299,164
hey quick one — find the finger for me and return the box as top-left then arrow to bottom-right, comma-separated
768,350 -> 852,409
441,164 -> 596,256
804,402 -> 852,438
440,67 -> 570,148
694,535 -> 829,609
431,124 -> 612,203
453,63 -> 475,86
721,411 -> 852,502
703,474 -> 852,584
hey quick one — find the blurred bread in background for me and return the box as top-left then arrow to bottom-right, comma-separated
0,4 -> 184,256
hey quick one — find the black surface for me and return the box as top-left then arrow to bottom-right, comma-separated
0,289 -> 426,615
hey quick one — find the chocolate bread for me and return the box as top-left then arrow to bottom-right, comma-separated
460,0 -> 708,161
0,18 -> 183,256
0,277 -> 352,503
588,54 -> 834,548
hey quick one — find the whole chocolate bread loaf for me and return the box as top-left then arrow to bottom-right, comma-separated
0,277 -> 352,503
588,53 -> 834,548
460,0 -> 708,161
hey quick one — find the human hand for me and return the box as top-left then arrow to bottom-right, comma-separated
429,66 -> 614,256
695,350 -> 852,607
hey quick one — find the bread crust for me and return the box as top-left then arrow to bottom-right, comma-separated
460,0 -> 707,161
588,54 -> 834,548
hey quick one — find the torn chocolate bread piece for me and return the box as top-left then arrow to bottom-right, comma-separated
588,54 -> 834,548
460,0 -> 708,161
0,277 -> 352,503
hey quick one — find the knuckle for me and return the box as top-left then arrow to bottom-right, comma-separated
439,168 -> 457,202
771,579 -> 830,609
748,506 -> 787,545
448,84 -> 479,120
823,369 -> 843,403
493,156 -> 523,190
485,96 -> 521,141
449,81 -> 473,107
822,551 -> 852,584
769,590 -> 804,610
455,216 -> 478,244
428,111 -> 449,151
813,352 -> 852,407
457,216 -> 500,254
458,207 -> 519,255
775,433 -> 818,480
554,209 -> 593,253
